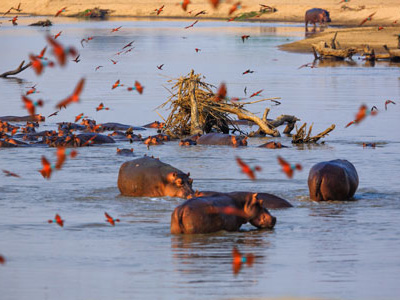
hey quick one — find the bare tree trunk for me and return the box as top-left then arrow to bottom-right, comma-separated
0,61 -> 31,78
188,70 -> 203,135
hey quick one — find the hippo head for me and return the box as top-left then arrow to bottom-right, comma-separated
244,194 -> 276,229
323,11 -> 331,23
231,136 -> 248,147
165,171 -> 194,198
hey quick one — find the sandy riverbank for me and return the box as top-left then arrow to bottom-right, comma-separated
1,1 -> 400,54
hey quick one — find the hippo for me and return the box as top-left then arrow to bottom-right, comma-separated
305,8 -> 331,32
142,121 -> 165,129
118,156 -> 194,198
101,123 -> 146,131
258,141 -> 288,149
171,193 -> 276,234
192,191 -> 293,209
197,133 -> 247,147
76,133 -> 115,145
179,139 -> 197,146
0,115 -> 45,122
116,148 -> 134,156
308,159 -> 359,201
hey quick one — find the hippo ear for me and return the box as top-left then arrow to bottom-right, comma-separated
244,193 -> 260,219
166,172 -> 178,183
187,172 -> 190,177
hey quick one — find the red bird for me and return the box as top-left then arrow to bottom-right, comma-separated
55,147 -> 77,170
112,79 -> 123,89
55,7 -> 67,17
48,214 -> 64,227
214,82 -> 227,102
229,2 -> 242,15
242,69 -> 254,75
232,247 -> 254,275
82,135 -> 97,147
378,26 -> 384,31
345,104 -> 378,127
26,86 -> 38,95
95,65 -> 103,71
13,3 -> 22,12
37,47 -> 47,59
29,54 -> 54,75
209,0 -> 221,9
0,255 -> 5,265
22,96 -> 43,117
195,48 -> 201,52
385,100 -> 396,110
111,26 -> 122,33
56,78 -> 85,110
9,16 -> 18,26
277,156 -> 302,178
122,41 -> 134,49
184,20 -> 198,29
54,31 -> 62,39
39,156 -> 53,179
46,35 -> 78,66
2,170 -> 20,178
236,156 -> 261,180
155,5 -> 164,15
359,12 -> 377,26
81,36 -> 94,47
181,0 -> 190,11
110,59 -> 118,64
241,35 -> 250,43
127,81 -> 144,94
157,64 -> 164,70
105,212 -> 120,226
250,89 -> 263,98
96,102 -> 110,111
75,113 -> 86,123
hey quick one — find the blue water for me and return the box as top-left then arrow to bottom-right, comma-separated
0,17 -> 399,300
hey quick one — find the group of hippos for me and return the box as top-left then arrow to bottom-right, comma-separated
118,155 -> 359,235
0,114 -> 358,234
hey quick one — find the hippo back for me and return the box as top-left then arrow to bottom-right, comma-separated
308,159 -> 358,201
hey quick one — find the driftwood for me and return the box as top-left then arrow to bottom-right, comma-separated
0,60 -> 31,78
361,45 -> 391,61
292,123 -> 335,144
383,45 -> 400,61
158,70 -> 298,138
29,19 -> 52,27
312,32 -> 357,60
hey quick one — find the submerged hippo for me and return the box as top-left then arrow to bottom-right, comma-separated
171,193 -> 276,234
197,133 -> 247,147
308,159 -> 359,201
192,191 -> 293,209
305,8 -> 331,32
258,141 -> 287,149
118,156 -> 194,198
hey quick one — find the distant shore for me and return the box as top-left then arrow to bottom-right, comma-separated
1,0 -> 399,54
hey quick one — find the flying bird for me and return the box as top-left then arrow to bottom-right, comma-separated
111,26 -> 122,33
127,81 -> 144,94
46,35 -> 78,66
359,12 -> 377,26
112,79 -> 123,89
298,62 -> 317,69
2,170 -> 20,178
48,214 -> 64,227
72,55 -> 80,63
194,10 -> 207,17
214,82 -> 227,102
95,65 -> 103,71
277,156 -> 302,178
96,102 -> 110,111
195,48 -> 201,52
157,64 -> 164,70
39,156 -> 52,179
384,100 -> 396,110
232,247 -> 254,275
184,20 -> 198,29
250,89 -> 263,98
80,36 -> 93,47
13,3 -> 22,12
22,96 -> 43,117
236,156 -> 261,180
242,69 -> 254,75
110,59 -> 118,65
55,7 -> 67,17
9,16 -> 18,26
122,41 -> 134,49
155,5 -> 164,15
105,212 -> 120,226
209,0 -> 221,9
55,147 -> 77,170
75,113 -> 86,123
229,2 -> 242,15
181,0 -> 191,11
29,54 -> 54,75
345,104 -> 378,127
54,31 -> 62,39
48,111 -> 59,118
241,35 -> 250,43
56,78 -> 85,109
0,255 -> 5,264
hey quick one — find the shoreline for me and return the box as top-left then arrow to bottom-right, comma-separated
1,0 -> 400,55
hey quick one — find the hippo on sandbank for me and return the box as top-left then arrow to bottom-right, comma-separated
305,8 -> 331,32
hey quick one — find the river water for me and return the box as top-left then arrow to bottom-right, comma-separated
0,17 -> 399,300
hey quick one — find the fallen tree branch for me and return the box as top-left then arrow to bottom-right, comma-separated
0,60 -> 31,78
292,123 -> 335,143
